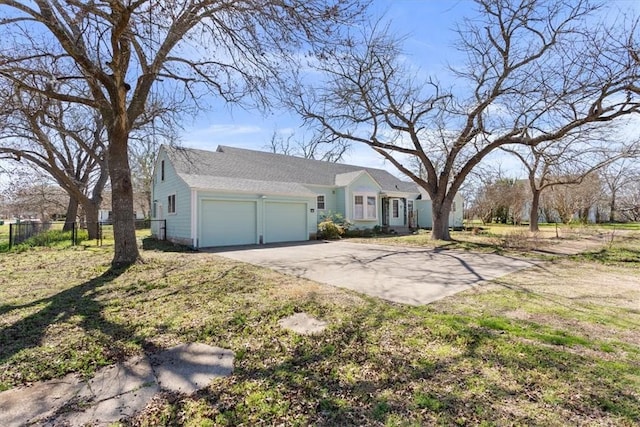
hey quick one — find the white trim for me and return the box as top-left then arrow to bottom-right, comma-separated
167,193 -> 176,215
353,192 -> 378,221
316,194 -> 326,210
190,189 -> 198,247
188,186 -> 314,198
336,170 -> 384,189
382,191 -> 419,198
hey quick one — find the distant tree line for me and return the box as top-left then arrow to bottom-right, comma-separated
467,164 -> 640,226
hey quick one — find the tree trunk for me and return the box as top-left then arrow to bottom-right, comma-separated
529,189 -> 541,232
63,197 -> 79,231
108,130 -> 141,268
609,195 -> 616,222
82,199 -> 101,240
431,199 -> 452,241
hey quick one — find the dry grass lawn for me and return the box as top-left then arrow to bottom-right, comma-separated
0,228 -> 638,426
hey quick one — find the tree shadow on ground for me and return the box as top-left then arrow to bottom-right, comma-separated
141,237 -> 196,253
126,300 -> 640,426
0,267 -> 149,368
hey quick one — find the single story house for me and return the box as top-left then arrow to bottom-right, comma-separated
98,192 -> 147,223
151,145 -> 463,248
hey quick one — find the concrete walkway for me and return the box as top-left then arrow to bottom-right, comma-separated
214,241 -> 538,305
0,343 -> 234,427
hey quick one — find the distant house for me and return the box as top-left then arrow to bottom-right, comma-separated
151,145 -> 464,248
98,192 -> 147,223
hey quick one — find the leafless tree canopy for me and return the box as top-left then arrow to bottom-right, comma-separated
0,0 -> 369,265
0,164 -> 68,220
265,130 -> 349,162
543,172 -> 602,224
600,158 -> 640,222
0,80 -> 108,235
297,0 -> 640,239
501,130 -> 639,230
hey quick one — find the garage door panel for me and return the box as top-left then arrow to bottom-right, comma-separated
200,200 -> 256,247
265,202 -> 307,244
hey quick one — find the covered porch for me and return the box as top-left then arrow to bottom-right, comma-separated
381,196 -> 416,233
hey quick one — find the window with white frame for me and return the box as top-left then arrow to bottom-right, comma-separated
353,194 -> 377,220
392,199 -> 399,218
317,194 -> 326,210
168,194 -> 176,214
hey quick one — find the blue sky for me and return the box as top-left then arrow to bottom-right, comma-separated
179,0 -> 640,178
2,0 -> 638,185
179,1 -> 474,173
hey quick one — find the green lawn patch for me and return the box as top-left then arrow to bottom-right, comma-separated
572,245 -> 640,265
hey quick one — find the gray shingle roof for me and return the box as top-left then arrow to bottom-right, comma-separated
180,175 -> 316,197
164,144 -> 420,194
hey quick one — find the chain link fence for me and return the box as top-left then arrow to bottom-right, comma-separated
6,219 -> 165,249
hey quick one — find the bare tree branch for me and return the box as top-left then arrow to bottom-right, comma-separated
0,0 -> 370,265
295,0 -> 640,240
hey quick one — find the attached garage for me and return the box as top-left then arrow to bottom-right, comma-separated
264,201 -> 308,244
197,198 -> 310,248
200,200 -> 257,247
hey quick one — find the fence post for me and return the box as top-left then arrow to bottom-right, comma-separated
72,222 -> 76,246
9,223 -> 13,250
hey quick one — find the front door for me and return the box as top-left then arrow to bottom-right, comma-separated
389,198 -> 404,227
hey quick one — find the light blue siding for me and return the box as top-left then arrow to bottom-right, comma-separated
414,195 -> 464,228
335,188 -> 346,217
152,149 -> 192,244
306,185 -> 339,219
152,144 -> 458,246
451,194 -> 464,227
346,173 -> 381,229
415,200 -> 433,228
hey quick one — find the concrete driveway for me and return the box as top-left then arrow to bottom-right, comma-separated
213,241 -> 537,305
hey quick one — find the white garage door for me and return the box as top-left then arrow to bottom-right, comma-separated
264,201 -> 308,244
200,200 -> 257,247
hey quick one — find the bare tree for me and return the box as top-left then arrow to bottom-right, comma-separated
265,130 -> 349,162
502,135 -> 637,231
543,172 -> 602,223
1,166 -> 68,221
0,84 -> 108,237
0,0 -> 368,267
618,177 -> 640,221
472,177 -> 527,224
296,0 -> 640,240
599,158 -> 640,222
